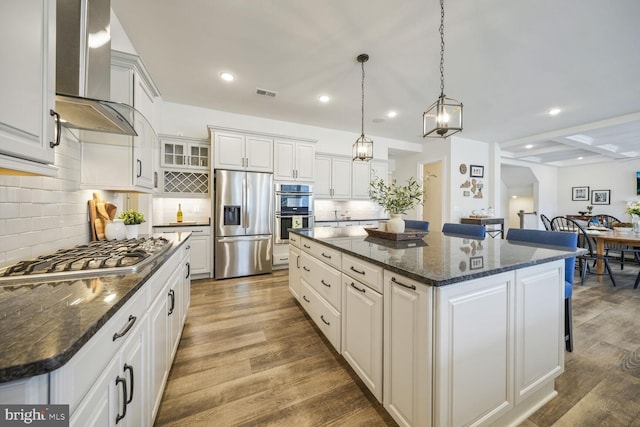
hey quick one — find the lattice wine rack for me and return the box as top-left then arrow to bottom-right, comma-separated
163,170 -> 209,194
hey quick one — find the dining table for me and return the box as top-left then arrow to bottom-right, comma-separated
587,228 -> 640,282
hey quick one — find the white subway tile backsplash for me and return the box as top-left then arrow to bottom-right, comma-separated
0,135 -> 92,267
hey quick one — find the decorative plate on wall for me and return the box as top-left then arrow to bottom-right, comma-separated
459,163 -> 467,174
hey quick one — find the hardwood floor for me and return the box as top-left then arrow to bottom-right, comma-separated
155,264 -> 640,426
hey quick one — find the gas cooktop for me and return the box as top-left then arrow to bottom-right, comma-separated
0,237 -> 172,284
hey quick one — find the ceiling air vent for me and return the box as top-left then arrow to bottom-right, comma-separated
256,88 -> 278,97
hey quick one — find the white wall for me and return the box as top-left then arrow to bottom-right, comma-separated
557,159 -> 640,221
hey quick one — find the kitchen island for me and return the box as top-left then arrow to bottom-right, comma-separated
289,226 -> 579,427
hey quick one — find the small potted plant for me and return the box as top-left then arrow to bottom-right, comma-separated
117,209 -> 145,239
625,201 -> 640,232
369,176 -> 424,233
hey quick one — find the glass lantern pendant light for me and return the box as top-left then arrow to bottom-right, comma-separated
353,53 -> 373,161
423,0 -> 463,138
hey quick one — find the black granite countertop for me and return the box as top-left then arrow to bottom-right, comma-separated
153,222 -> 210,227
0,233 -> 190,383
291,227 -> 582,287
314,218 -> 388,223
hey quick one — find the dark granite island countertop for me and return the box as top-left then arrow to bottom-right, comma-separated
0,232 -> 190,383
290,226 -> 582,287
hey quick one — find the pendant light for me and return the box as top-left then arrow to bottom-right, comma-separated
353,53 -> 373,161
423,0 -> 463,138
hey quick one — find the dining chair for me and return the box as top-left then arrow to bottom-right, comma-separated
550,216 -> 617,286
587,214 -> 640,269
442,223 -> 486,238
506,228 -> 578,351
540,214 -> 552,231
404,220 -> 429,231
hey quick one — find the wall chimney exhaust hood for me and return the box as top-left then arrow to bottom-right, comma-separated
55,0 -> 145,137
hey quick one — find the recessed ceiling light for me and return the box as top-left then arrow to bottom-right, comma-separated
386,111 -> 398,118
525,144 -> 533,149
548,107 -> 561,116
219,72 -> 235,82
577,156 -> 584,160
318,95 -> 331,103
511,195 -> 518,199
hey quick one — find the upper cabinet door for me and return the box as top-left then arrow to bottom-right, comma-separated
245,136 -> 273,172
274,140 -> 296,180
0,0 -> 56,168
295,142 -> 315,181
214,132 -> 246,170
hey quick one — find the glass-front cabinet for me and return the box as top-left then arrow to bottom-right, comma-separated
161,136 -> 209,170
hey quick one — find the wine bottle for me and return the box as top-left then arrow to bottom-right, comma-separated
177,203 -> 183,223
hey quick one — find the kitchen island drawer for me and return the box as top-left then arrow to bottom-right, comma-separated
300,279 -> 341,352
342,253 -> 383,293
300,237 -> 341,270
49,284 -> 149,414
300,252 -> 341,310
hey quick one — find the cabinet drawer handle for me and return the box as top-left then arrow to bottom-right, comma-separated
136,159 -> 142,177
113,315 -> 137,341
320,315 -> 330,326
303,266 -> 310,272
321,279 -> 331,288
350,282 -> 366,293
296,255 -> 300,268
168,289 -> 176,315
115,375 -> 128,423
124,364 -> 134,405
391,276 -> 416,290
321,252 -> 332,259
49,109 -> 61,148
303,295 -> 310,303
303,244 -> 311,249
350,266 -> 366,275
186,262 -> 191,279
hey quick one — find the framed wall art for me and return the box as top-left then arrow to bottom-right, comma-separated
470,165 -> 484,178
591,189 -> 610,205
572,186 -> 589,201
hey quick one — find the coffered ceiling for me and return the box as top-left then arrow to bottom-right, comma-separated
111,0 -> 640,166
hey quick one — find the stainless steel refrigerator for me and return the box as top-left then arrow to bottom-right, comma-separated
214,169 -> 273,279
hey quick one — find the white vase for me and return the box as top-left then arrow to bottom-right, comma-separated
387,214 -> 405,233
633,214 -> 640,233
105,219 -> 126,240
125,224 -> 139,239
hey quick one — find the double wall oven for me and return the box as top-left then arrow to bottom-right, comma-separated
274,183 -> 313,244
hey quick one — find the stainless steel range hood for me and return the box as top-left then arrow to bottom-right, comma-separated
55,0 -> 139,136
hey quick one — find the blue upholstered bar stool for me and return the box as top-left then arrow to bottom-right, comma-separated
506,228 -> 578,352
442,223 -> 486,239
404,220 -> 429,231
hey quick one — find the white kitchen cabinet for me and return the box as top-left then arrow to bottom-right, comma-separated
273,243 -> 290,267
288,244 -> 301,300
0,375 -> 48,404
154,227 -> 210,278
433,271 -> 514,427
514,261 -> 564,404
370,160 -> 388,185
81,52 -> 159,192
315,155 -> 351,199
315,221 -> 338,228
351,161 -> 371,199
70,315 -> 147,427
383,271 -> 433,427
212,131 -> 273,172
359,220 -> 379,228
300,252 -> 341,311
274,139 -> 315,181
341,272 -> 383,402
0,0 -> 57,176
160,135 -> 209,170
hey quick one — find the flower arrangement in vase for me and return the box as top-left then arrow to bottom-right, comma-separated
625,201 -> 640,232
369,176 -> 425,233
117,209 -> 145,239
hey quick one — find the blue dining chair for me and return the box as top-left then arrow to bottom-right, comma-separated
442,223 -> 486,238
506,228 -> 578,352
404,220 -> 429,231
